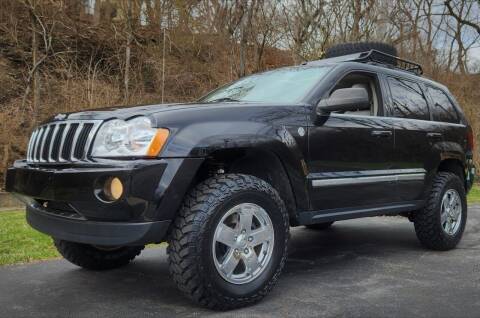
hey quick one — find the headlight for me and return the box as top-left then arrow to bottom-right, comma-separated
91,117 -> 169,157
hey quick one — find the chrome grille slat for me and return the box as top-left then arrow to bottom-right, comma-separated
26,132 -> 34,161
31,128 -> 41,161
40,125 -> 54,162
27,129 -> 38,162
34,127 -> 46,161
74,123 -> 96,160
31,129 -> 40,161
70,123 -> 84,161
83,122 -> 101,158
61,123 -> 79,161
26,120 -> 101,163
51,123 -> 66,162
48,125 -> 60,162
58,122 -> 71,163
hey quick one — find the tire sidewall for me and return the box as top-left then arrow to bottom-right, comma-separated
199,188 -> 288,298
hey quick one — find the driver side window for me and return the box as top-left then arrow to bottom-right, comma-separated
329,72 -> 380,116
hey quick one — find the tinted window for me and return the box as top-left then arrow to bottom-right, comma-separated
427,86 -> 458,123
388,77 -> 429,120
199,66 -> 332,103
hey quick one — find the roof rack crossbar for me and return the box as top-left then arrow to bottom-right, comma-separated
353,50 -> 423,75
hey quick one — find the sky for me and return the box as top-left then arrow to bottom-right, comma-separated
470,47 -> 480,61
468,47 -> 480,72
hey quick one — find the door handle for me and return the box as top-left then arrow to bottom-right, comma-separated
371,130 -> 392,138
427,132 -> 442,139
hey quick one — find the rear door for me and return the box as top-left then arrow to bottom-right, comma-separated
383,76 -> 443,202
424,85 -> 466,151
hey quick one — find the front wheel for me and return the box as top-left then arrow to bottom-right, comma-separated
54,240 -> 144,270
167,174 -> 289,310
413,172 -> 467,251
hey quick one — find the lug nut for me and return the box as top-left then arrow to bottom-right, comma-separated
241,229 -> 246,234
248,236 -> 253,242
244,248 -> 249,254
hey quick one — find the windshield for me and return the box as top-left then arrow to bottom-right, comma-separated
199,66 -> 332,104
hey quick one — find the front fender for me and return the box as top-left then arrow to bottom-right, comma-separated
158,120 -> 309,212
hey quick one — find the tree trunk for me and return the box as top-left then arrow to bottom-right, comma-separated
351,0 -> 362,41
161,27 -> 166,103
124,0 -> 132,102
2,144 -> 9,186
239,0 -> 255,77
31,2 -> 40,124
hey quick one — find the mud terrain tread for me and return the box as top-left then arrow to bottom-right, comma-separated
54,240 -> 144,270
413,172 -> 467,251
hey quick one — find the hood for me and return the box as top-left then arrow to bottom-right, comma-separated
43,101 -> 294,123
44,102 -> 218,122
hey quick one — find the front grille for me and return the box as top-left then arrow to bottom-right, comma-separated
27,120 -> 102,163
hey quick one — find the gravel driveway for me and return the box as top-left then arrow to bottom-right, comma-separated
1,207 -> 480,317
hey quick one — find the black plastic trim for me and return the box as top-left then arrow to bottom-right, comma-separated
26,204 -> 170,246
297,200 -> 424,225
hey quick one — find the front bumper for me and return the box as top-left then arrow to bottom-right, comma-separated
26,204 -> 170,246
6,158 -> 204,245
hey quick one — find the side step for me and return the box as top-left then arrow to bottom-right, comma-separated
297,201 -> 423,225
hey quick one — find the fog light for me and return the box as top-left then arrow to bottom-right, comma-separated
103,177 -> 123,201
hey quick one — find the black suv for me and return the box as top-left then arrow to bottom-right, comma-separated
6,42 -> 475,310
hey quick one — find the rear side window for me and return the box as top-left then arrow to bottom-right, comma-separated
387,77 -> 429,120
426,86 -> 459,123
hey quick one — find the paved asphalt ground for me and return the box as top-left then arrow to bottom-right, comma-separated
1,208 -> 480,318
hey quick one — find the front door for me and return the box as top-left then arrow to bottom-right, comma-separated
308,114 -> 396,210
307,71 -> 397,211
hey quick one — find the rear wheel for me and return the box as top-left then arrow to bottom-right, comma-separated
54,239 -> 144,270
167,174 -> 289,310
413,172 -> 467,251
305,221 -> 334,230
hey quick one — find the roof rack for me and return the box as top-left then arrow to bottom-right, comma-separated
353,50 -> 423,75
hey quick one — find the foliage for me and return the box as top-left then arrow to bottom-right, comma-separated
0,0 -> 479,185
467,183 -> 480,204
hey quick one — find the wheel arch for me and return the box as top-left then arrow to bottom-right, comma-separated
192,147 -> 306,226
437,158 -> 466,189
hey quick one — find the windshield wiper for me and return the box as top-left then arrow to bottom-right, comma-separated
205,97 -> 241,103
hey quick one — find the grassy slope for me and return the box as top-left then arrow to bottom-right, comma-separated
467,184 -> 480,204
1,185 -> 480,266
0,210 -> 59,265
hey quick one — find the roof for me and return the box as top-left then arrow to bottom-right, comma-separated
305,50 -> 449,92
307,50 -> 423,75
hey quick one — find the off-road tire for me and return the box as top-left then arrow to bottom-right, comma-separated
54,239 -> 144,270
413,172 -> 467,251
305,221 -> 334,230
325,42 -> 398,64
167,174 -> 289,310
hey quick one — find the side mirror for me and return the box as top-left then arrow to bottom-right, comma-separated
317,87 -> 370,114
